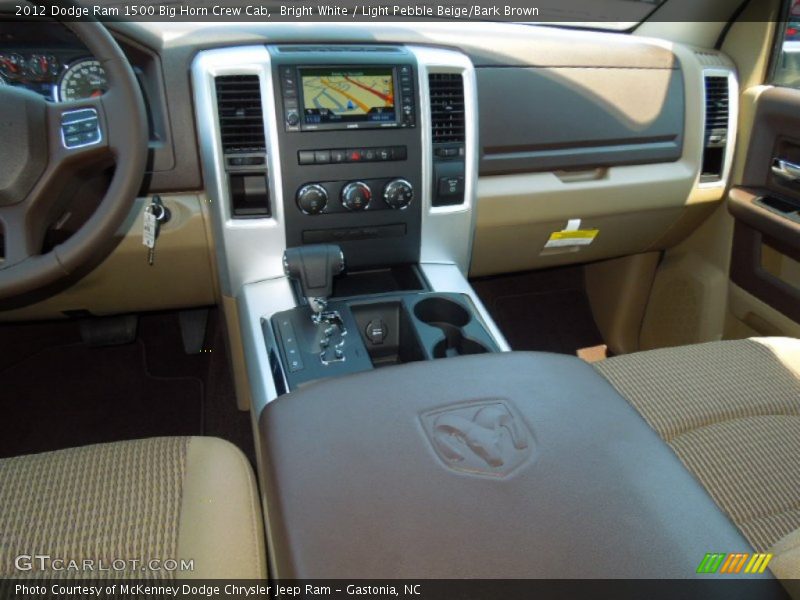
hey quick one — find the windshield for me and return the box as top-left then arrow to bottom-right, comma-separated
531,0 -> 666,30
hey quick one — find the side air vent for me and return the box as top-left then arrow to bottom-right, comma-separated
701,75 -> 730,183
429,73 -> 465,144
429,72 -> 467,207
214,75 -> 269,218
214,75 -> 266,155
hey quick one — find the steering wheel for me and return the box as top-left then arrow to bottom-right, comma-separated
0,19 -> 147,302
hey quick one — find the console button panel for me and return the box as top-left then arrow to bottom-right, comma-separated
294,177 -> 413,214
298,146 -> 407,165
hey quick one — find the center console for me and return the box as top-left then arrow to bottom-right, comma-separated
192,43 -> 502,408
273,47 -> 425,269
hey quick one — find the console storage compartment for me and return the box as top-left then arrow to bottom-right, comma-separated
259,352 -> 759,579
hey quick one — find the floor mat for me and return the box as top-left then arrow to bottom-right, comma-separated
0,310 -> 255,464
472,267 -> 605,356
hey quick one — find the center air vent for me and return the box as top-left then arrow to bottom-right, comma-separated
429,73 -> 465,144
214,75 -> 266,155
701,74 -> 730,182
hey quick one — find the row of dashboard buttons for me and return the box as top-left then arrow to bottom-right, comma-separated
298,146 -> 407,166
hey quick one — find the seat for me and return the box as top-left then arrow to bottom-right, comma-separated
0,436 -> 266,579
594,337 -> 800,579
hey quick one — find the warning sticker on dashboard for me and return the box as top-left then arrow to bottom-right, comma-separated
543,229 -> 599,248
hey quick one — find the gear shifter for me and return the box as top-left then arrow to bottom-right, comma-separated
283,244 -> 345,321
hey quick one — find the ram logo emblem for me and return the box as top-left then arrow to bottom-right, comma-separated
421,400 -> 533,477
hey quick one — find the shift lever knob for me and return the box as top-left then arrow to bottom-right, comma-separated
283,244 -> 345,316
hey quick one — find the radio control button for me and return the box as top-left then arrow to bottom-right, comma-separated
296,184 -> 328,215
341,181 -> 372,211
286,111 -> 300,126
383,179 -> 413,210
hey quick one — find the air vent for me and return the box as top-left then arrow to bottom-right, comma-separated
701,75 -> 730,182
429,73 -> 465,144
214,75 -> 265,154
704,76 -> 729,142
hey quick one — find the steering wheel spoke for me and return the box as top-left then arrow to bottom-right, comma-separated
0,204 -> 47,267
0,21 -> 147,302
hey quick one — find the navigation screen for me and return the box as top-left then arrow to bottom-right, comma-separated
300,67 -> 396,126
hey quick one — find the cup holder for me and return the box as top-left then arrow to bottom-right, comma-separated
413,297 -> 489,359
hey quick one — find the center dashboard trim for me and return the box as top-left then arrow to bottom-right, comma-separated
192,45 -> 287,297
193,43 -> 508,420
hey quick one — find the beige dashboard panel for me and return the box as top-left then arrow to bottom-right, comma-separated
470,40 -> 734,277
471,162 -> 695,277
0,195 -> 216,321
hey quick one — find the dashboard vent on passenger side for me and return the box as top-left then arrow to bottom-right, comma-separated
701,74 -> 730,183
214,75 -> 266,155
429,73 -> 465,144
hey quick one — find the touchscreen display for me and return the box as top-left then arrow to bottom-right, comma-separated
301,67 -> 396,125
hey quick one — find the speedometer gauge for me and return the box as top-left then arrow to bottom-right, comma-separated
57,59 -> 107,102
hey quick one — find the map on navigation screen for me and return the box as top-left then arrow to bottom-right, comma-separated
301,68 -> 395,124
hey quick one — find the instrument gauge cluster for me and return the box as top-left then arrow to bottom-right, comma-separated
0,52 -> 108,102
0,53 -> 27,80
56,59 -> 108,102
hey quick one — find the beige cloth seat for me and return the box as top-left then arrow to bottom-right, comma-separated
0,436 -> 266,579
595,337 -> 800,579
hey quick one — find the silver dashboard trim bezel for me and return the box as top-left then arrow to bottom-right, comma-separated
697,67 -> 739,191
409,45 -> 478,276
194,44 -> 508,419
191,46 -> 288,297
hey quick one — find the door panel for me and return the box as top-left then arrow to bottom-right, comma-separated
729,86 -> 800,328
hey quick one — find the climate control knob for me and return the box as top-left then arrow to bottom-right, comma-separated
341,181 -> 372,211
296,184 -> 328,215
383,178 -> 414,210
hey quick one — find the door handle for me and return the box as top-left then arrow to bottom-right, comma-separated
771,158 -> 800,183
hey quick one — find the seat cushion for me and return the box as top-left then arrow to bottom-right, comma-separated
595,337 -> 800,553
0,437 -> 265,579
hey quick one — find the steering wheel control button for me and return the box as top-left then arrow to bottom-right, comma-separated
341,181 -> 372,211
296,183 -> 328,215
61,108 -> 101,149
383,178 -> 414,210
